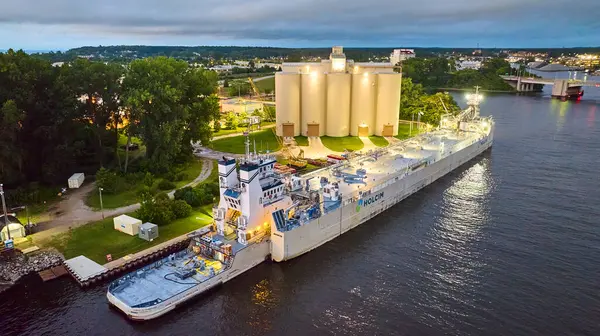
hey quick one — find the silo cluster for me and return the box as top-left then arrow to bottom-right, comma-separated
275,47 -> 401,138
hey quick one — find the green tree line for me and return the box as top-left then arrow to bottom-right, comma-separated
402,57 -> 535,91
0,50 -> 220,191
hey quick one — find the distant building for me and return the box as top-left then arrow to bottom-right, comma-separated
255,62 -> 282,70
456,60 -> 482,70
390,49 -> 415,65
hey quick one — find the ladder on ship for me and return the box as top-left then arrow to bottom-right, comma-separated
272,209 -> 286,231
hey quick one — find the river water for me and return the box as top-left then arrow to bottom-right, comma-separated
2,79 -> 600,336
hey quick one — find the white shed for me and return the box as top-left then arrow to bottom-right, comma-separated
113,215 -> 142,236
68,173 -> 85,188
1,223 -> 26,241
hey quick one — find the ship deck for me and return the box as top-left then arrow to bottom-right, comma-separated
301,128 -> 480,200
108,234 -> 245,308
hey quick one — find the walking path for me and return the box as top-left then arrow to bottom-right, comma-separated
31,159 -> 214,243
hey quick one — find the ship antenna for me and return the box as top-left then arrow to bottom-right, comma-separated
244,129 -> 250,160
253,138 -> 257,157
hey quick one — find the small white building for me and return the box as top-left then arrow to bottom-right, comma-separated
1,223 -> 26,241
68,173 -> 85,189
113,215 -> 142,236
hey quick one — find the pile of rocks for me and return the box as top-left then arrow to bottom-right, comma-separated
0,249 -> 64,283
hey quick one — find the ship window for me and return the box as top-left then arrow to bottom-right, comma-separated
259,197 -> 262,204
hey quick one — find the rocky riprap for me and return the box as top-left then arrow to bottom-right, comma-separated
0,249 -> 64,286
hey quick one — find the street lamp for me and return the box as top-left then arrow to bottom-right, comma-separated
99,187 -> 105,219
0,184 -> 11,241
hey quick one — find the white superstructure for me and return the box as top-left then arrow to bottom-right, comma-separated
275,46 -> 401,138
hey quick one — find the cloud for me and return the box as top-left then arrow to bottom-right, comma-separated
1,0 -> 598,48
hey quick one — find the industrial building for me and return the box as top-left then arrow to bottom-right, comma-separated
275,46 -> 402,138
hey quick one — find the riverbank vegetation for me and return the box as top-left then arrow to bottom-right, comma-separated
0,50 -> 221,212
402,57 -> 536,92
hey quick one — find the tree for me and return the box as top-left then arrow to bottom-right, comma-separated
63,59 -> 124,167
224,112 -> 239,130
0,49 -> 88,186
262,105 -> 276,121
399,78 -> 460,126
0,100 -> 24,185
121,57 -> 219,173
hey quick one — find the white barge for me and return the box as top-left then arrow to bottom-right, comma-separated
107,90 -> 494,320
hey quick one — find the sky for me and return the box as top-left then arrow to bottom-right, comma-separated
1,0 -> 599,50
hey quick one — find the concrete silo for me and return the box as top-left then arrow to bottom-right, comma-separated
275,72 -> 301,137
301,71 -> 326,136
375,73 -> 402,136
350,72 -> 377,136
326,73 -> 351,137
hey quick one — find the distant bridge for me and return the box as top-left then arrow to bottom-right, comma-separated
500,75 -> 599,99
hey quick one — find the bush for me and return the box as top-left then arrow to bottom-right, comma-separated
164,171 -> 176,182
96,167 -> 128,194
158,180 -> 176,190
174,186 -> 201,207
194,182 -> 219,205
170,199 -> 192,219
142,172 -> 155,188
136,195 -> 175,226
154,192 -> 170,202
175,172 -> 188,181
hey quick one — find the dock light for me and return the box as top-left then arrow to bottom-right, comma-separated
363,72 -> 369,78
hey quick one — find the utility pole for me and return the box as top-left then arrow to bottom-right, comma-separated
99,187 -> 105,219
0,184 -> 11,241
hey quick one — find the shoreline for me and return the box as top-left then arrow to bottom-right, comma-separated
433,87 -> 543,94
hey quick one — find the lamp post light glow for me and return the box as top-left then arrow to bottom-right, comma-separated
99,187 -> 105,219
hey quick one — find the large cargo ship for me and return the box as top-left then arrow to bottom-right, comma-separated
107,90 -> 494,320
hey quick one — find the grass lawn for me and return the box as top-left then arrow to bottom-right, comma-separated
294,136 -> 309,146
396,122 -> 424,140
212,128 -> 242,137
86,158 -> 205,209
43,205 -> 214,264
321,136 -> 364,152
173,159 -> 205,188
254,76 -> 275,93
210,129 -> 281,154
368,136 -> 389,147
212,121 -> 276,138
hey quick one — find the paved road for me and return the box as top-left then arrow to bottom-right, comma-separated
32,159 -> 214,243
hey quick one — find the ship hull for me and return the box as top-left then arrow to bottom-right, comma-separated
107,240 -> 270,321
271,131 -> 494,262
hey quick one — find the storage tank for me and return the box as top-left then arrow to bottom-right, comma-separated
375,73 -> 402,136
275,72 -> 301,137
350,72 -> 376,136
326,73 -> 351,137
301,71 -> 326,136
